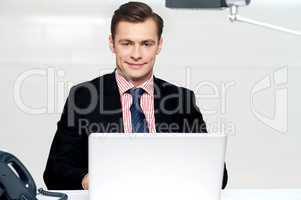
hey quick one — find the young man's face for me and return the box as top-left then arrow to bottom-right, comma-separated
109,18 -> 163,86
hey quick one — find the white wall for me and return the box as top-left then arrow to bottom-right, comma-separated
1,0 -> 301,188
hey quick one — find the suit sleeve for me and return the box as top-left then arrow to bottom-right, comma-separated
188,90 -> 228,189
43,86 -> 89,190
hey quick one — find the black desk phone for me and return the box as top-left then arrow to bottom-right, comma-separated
0,151 -> 68,200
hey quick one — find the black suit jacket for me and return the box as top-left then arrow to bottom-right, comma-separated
43,72 -> 228,190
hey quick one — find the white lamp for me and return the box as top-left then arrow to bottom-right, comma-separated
166,0 -> 301,36
226,0 -> 301,36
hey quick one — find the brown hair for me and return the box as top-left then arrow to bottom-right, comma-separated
111,1 -> 164,41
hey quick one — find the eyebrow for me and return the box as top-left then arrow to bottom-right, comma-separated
118,39 -> 156,44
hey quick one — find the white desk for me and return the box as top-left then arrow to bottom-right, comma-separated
37,189 -> 301,200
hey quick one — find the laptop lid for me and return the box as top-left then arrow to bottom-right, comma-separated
89,133 -> 227,200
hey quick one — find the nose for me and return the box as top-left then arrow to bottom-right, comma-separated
130,45 -> 142,61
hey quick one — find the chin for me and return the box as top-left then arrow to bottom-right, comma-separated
128,71 -> 152,82
129,73 -> 147,80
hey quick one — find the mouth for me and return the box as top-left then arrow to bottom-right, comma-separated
125,62 -> 146,69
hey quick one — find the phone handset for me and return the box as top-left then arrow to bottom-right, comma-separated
0,151 -> 67,200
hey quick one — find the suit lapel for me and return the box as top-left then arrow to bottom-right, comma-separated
101,72 -> 124,132
153,77 -> 173,133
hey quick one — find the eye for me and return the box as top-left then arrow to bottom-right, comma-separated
143,42 -> 153,47
121,42 -> 130,46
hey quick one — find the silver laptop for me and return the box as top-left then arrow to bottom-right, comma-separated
89,133 -> 227,200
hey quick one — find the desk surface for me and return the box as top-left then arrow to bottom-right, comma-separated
37,189 -> 301,200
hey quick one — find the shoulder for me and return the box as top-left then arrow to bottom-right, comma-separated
154,77 -> 199,115
154,77 -> 194,96
67,73 -> 114,107
70,73 -> 114,95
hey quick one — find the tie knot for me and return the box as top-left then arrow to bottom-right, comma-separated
128,88 -> 145,99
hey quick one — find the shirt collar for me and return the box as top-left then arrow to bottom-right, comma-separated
115,70 -> 154,97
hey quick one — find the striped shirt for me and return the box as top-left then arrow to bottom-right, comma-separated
115,71 -> 156,133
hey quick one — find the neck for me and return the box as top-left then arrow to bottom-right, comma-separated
116,69 -> 153,87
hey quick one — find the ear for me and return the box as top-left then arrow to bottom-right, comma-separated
109,35 -> 115,53
156,37 -> 163,55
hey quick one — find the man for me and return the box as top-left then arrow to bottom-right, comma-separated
43,1 -> 228,190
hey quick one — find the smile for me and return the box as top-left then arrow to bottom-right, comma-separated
126,62 -> 146,69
